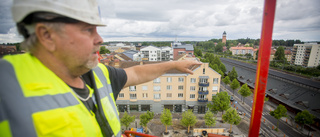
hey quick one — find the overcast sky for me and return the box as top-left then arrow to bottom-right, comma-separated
0,0 -> 319,43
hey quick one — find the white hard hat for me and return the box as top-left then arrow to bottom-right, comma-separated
11,0 -> 105,26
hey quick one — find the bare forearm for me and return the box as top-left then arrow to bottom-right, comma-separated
124,60 -> 202,88
124,61 -> 175,87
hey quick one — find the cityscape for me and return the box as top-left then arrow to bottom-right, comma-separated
1,31 -> 320,137
1,0 -> 320,137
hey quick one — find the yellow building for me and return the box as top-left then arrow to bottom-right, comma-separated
116,61 -> 221,114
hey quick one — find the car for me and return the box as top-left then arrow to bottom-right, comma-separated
230,96 -> 234,101
238,111 -> 243,115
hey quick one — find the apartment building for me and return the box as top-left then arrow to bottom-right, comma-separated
172,42 -> 194,59
291,43 -> 320,67
229,46 -> 255,56
140,45 -> 172,61
116,62 -> 221,114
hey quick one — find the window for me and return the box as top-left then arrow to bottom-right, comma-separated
212,86 -> 218,92
153,78 -> 160,83
153,86 -> 161,91
119,93 -> 124,98
190,86 -> 195,91
199,78 -> 208,83
130,94 -> 136,99
167,93 -> 172,98
129,86 -> 136,91
178,77 -> 184,82
154,93 -> 161,99
142,85 -> 148,91
190,78 -> 196,83
178,93 -> 183,98
141,105 -> 150,111
178,85 -> 184,90
190,94 -> 195,99
142,93 -> 148,98
198,94 -> 206,99
213,78 -> 219,84
167,77 -> 172,83
167,85 -> 172,90
203,68 -> 205,74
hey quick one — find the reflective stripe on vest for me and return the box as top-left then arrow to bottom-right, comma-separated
93,64 -> 121,137
1,53 -> 104,137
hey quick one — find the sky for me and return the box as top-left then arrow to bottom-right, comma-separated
0,0 -> 319,43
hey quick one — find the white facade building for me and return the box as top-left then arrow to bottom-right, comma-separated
291,43 -> 320,67
140,45 -> 172,61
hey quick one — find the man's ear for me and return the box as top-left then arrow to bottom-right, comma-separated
35,23 -> 56,52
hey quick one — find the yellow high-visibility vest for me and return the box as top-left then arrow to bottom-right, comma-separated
0,53 -> 121,137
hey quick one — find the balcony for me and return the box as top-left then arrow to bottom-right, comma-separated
198,82 -> 209,87
198,98 -> 208,102
198,90 -> 209,95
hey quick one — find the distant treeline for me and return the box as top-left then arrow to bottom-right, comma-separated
195,38 -> 306,50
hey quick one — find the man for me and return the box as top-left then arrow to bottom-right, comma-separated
0,0 -> 201,137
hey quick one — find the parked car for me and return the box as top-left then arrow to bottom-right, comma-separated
238,111 -> 243,115
230,96 -> 234,101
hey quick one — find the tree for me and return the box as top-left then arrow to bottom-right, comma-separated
120,111 -> 135,130
99,46 -> 110,54
237,84 -> 252,104
139,111 -> 154,133
204,111 -> 216,128
230,79 -> 240,95
264,97 -> 269,102
222,108 -> 241,133
274,46 -> 286,62
228,67 -> 238,81
212,64 -> 220,72
215,42 -> 224,52
270,104 -> 287,130
160,109 -> 172,133
218,70 -> 224,78
219,63 -> 227,73
294,110 -> 315,132
222,76 -> 231,87
207,91 -> 230,115
180,109 -> 197,133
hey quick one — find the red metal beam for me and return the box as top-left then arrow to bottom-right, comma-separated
249,0 -> 277,137
124,131 -> 158,137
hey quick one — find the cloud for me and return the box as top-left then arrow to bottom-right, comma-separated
0,0 -> 319,43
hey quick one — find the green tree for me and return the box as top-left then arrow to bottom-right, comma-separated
270,104 -> 287,130
139,111 -> 154,133
294,110 -> 315,131
99,46 -> 110,54
204,111 -> 216,128
219,63 -> 227,73
274,46 -> 286,62
215,42 -> 224,52
180,109 -> 197,133
222,76 -> 231,87
160,109 -> 172,133
228,67 -> 238,81
218,70 -> 224,78
222,108 -> 241,133
207,92 -> 230,115
237,84 -> 252,104
212,64 -> 220,72
264,97 -> 269,102
120,111 -> 135,130
230,79 -> 240,95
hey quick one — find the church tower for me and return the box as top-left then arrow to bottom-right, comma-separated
222,31 -> 227,44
